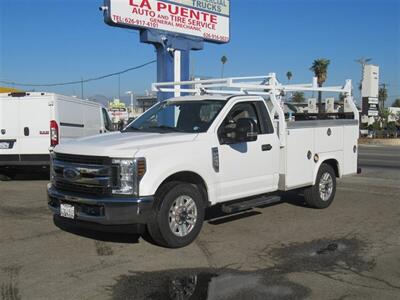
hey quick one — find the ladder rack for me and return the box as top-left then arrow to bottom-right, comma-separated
152,73 -> 353,96
151,73 -> 359,147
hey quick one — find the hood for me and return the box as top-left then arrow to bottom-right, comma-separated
55,131 -> 198,158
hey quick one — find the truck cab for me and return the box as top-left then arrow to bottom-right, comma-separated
48,74 -> 360,248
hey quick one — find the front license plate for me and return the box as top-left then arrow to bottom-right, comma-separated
0,142 -> 9,149
60,203 -> 75,219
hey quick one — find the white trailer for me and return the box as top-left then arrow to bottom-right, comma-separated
0,92 -> 112,173
47,74 -> 360,248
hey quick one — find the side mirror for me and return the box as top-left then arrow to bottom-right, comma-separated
235,118 -> 258,142
220,118 -> 258,144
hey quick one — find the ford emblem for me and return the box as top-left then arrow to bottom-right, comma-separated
63,168 -> 80,180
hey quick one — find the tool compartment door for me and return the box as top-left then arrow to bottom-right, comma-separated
314,126 -> 343,153
284,128 -> 315,189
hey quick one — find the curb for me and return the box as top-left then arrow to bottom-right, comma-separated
359,138 -> 400,146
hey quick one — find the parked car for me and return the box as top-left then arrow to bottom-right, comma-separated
0,92 -> 112,176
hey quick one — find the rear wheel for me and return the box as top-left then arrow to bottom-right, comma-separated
147,182 -> 205,248
304,163 -> 336,209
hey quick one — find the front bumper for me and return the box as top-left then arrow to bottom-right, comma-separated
47,183 -> 154,226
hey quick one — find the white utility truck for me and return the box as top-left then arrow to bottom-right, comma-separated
48,74 -> 360,248
0,92 -> 112,176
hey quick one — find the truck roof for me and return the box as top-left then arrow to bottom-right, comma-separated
0,92 -> 81,98
0,92 -> 104,107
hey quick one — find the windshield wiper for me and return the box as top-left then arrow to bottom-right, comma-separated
123,126 -> 141,132
148,125 -> 184,132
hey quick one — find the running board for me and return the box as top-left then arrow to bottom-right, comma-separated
221,195 -> 281,214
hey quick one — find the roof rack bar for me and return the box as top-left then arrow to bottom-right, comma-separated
152,75 -> 352,96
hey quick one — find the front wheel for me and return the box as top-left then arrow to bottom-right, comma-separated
304,163 -> 336,209
147,182 -> 205,248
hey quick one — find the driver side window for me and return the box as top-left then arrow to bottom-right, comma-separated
220,102 -> 261,133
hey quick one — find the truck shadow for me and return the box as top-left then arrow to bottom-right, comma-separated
205,191 -> 307,225
52,192 -> 308,245
53,216 -> 141,244
279,191 -> 308,207
0,167 -> 49,181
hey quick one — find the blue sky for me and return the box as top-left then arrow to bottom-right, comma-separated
1,0 -> 399,105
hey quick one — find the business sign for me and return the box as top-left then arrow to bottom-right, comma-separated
361,65 -> 379,98
362,97 -> 380,117
103,0 -> 230,43
367,110 -> 379,117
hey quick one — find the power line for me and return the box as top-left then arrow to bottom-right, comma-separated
0,60 -> 156,87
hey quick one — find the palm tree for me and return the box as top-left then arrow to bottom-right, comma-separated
286,71 -> 293,102
220,55 -> 228,78
292,91 -> 305,103
286,71 -> 293,83
378,84 -> 388,113
310,58 -> 330,116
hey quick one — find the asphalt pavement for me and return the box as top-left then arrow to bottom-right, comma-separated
0,144 -> 399,300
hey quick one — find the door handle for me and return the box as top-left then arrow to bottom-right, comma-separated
24,127 -> 30,136
262,144 -> 272,151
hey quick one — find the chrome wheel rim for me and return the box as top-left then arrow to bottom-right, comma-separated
168,195 -> 198,237
319,172 -> 333,201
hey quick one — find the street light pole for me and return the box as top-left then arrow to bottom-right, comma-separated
126,91 -> 134,116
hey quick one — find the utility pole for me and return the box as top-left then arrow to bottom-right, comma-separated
126,91 -> 135,115
81,77 -> 84,99
118,74 -> 121,100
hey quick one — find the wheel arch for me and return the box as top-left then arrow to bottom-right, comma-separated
322,159 -> 340,178
156,171 -> 210,206
312,158 -> 341,185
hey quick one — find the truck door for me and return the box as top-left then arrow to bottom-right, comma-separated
216,101 -> 279,202
57,99 -> 84,142
0,96 -> 20,156
18,95 -> 52,155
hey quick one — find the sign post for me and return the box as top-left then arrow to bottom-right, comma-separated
101,0 -> 230,124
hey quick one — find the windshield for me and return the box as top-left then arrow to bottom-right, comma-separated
124,100 -> 225,133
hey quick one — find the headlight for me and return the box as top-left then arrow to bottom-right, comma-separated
112,158 -> 146,196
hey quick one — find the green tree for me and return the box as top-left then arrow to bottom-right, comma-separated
220,55 -> 228,78
378,84 -> 388,112
286,71 -> 293,83
291,91 -> 305,103
379,108 -> 390,129
310,58 -> 330,115
392,98 -> 400,107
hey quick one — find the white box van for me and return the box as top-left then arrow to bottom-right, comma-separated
0,92 -> 112,172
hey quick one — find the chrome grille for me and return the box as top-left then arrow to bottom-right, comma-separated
54,153 -> 111,165
52,152 -> 114,196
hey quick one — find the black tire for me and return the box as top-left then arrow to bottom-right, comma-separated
147,182 -> 205,248
304,163 -> 336,209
